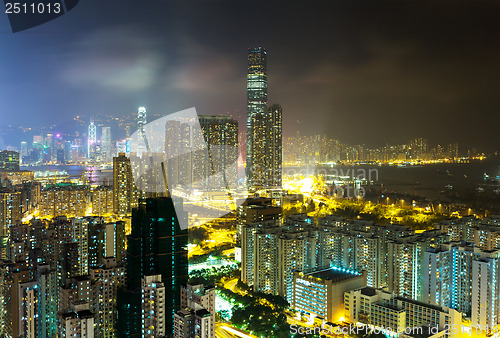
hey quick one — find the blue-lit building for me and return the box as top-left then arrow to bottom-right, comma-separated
292,267 -> 367,323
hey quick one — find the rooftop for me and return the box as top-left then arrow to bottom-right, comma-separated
360,287 -> 378,296
307,267 -> 361,282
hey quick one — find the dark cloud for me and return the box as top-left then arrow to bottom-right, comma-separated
0,0 -> 498,151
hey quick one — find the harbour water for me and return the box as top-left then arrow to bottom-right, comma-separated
23,158 -> 500,202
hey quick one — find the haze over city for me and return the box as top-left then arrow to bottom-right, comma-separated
0,0 -> 498,151
0,1 -> 499,337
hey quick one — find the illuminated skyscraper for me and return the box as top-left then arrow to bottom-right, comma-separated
267,104 -> 282,188
88,121 -> 97,159
113,153 -> 137,214
137,106 -> 147,131
101,126 -> 112,162
0,189 -> 21,260
90,258 -> 125,337
246,48 -> 282,191
246,47 -> 268,189
423,243 -> 500,334
117,197 -> 188,337
197,115 -> 238,188
20,142 -> 27,160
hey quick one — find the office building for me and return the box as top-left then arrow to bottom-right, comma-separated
138,106 -> 147,131
113,153 -> 138,214
101,126 -> 112,162
292,268 -> 366,323
20,141 -> 28,160
245,47 -> 283,191
246,47 -> 268,190
117,197 -> 188,337
88,121 -> 97,160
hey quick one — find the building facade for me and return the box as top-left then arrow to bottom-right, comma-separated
113,153 -> 138,214
117,197 -> 188,337
292,268 -> 366,323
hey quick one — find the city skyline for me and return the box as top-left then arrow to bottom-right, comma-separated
0,0 -> 498,152
0,1 -> 499,337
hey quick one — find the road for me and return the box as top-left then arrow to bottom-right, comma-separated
223,277 -> 239,293
215,323 -> 258,338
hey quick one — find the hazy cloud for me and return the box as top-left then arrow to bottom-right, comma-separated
59,26 -> 164,92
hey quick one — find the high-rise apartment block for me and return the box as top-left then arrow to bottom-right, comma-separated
0,189 -> 21,259
174,308 -> 212,338
292,268 -> 366,323
267,104 -> 282,188
141,274 -> 166,338
39,185 -> 91,218
91,185 -> 113,215
58,302 -> 94,338
179,283 -> 216,337
423,242 -> 500,333
90,257 -> 125,337
0,150 -> 20,171
236,197 -> 281,239
242,214 -> 451,303
113,153 -> 138,214
345,287 -> 462,337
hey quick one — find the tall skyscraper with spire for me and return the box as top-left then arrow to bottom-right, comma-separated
137,106 -> 147,131
246,47 -> 282,191
88,120 -> 97,159
246,47 -> 268,189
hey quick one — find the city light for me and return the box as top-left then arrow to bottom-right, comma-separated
0,3 -> 498,337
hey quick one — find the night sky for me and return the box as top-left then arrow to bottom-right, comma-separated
0,0 -> 498,151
